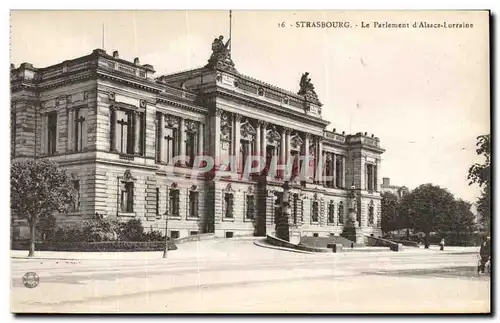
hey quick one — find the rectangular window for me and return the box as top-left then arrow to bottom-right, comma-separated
189,190 -> 199,218
311,201 -> 319,223
74,108 -> 86,152
335,157 -> 342,188
170,230 -> 180,239
338,202 -> 344,224
47,111 -> 57,155
367,164 -> 374,191
115,110 -> 144,155
225,231 -> 234,238
224,193 -> 234,218
185,132 -> 196,167
164,127 -> 178,164
328,201 -> 335,225
246,195 -> 255,219
190,231 -> 198,236
121,182 -> 134,213
72,180 -> 80,212
169,189 -> 180,217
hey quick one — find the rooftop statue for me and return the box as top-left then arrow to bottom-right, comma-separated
298,72 -> 320,103
206,35 -> 235,71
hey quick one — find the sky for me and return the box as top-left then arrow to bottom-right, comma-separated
10,10 -> 490,203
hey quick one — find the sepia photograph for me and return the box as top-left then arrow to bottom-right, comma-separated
9,9 -> 491,314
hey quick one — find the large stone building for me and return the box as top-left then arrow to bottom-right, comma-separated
11,35 -> 385,240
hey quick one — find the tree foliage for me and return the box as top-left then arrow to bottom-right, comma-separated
381,192 -> 399,233
11,158 -> 76,256
398,184 -> 455,248
467,134 -> 491,232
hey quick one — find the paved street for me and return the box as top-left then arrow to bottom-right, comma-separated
11,239 -> 490,313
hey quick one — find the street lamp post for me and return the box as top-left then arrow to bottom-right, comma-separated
163,213 -> 169,258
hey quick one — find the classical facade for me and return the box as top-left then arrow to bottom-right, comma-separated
11,35 -> 385,240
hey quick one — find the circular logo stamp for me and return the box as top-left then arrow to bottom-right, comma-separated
22,272 -> 39,288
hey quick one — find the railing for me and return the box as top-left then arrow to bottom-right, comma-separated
266,234 -> 330,253
364,235 -> 403,251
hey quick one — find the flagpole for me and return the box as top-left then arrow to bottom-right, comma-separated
102,23 -> 105,49
229,10 -> 232,55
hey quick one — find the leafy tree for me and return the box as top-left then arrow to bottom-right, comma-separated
399,184 -> 455,248
450,199 -> 476,245
397,194 -> 415,240
381,192 -> 399,233
11,159 -> 76,257
467,134 -> 491,232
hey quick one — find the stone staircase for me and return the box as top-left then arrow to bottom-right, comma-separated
299,236 -> 362,249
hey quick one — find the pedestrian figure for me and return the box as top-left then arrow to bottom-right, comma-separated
479,236 -> 491,273
439,238 -> 445,251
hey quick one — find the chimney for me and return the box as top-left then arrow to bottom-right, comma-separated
382,177 -> 390,187
113,50 -> 119,58
134,57 -> 140,65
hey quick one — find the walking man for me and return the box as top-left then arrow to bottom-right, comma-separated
439,238 -> 445,251
479,236 -> 491,273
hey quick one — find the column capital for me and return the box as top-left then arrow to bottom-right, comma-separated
304,133 -> 312,140
284,127 -> 293,134
215,108 -> 224,116
234,113 -> 242,122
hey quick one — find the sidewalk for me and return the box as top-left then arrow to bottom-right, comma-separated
11,241 -> 480,261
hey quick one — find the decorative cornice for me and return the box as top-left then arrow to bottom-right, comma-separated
213,89 -> 329,128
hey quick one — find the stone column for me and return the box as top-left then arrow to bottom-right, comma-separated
158,114 -> 164,162
134,112 -> 141,154
260,122 -> 267,157
40,113 -> 47,154
342,156 -> 346,188
332,153 -> 337,188
302,133 -> 310,181
212,109 -> 222,167
316,137 -> 323,184
198,122 -> 204,155
67,108 -> 74,152
285,129 -> 291,179
179,117 -> 186,165
255,121 -> 261,160
234,114 -> 241,172
279,128 -> 286,179
109,107 -> 117,152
